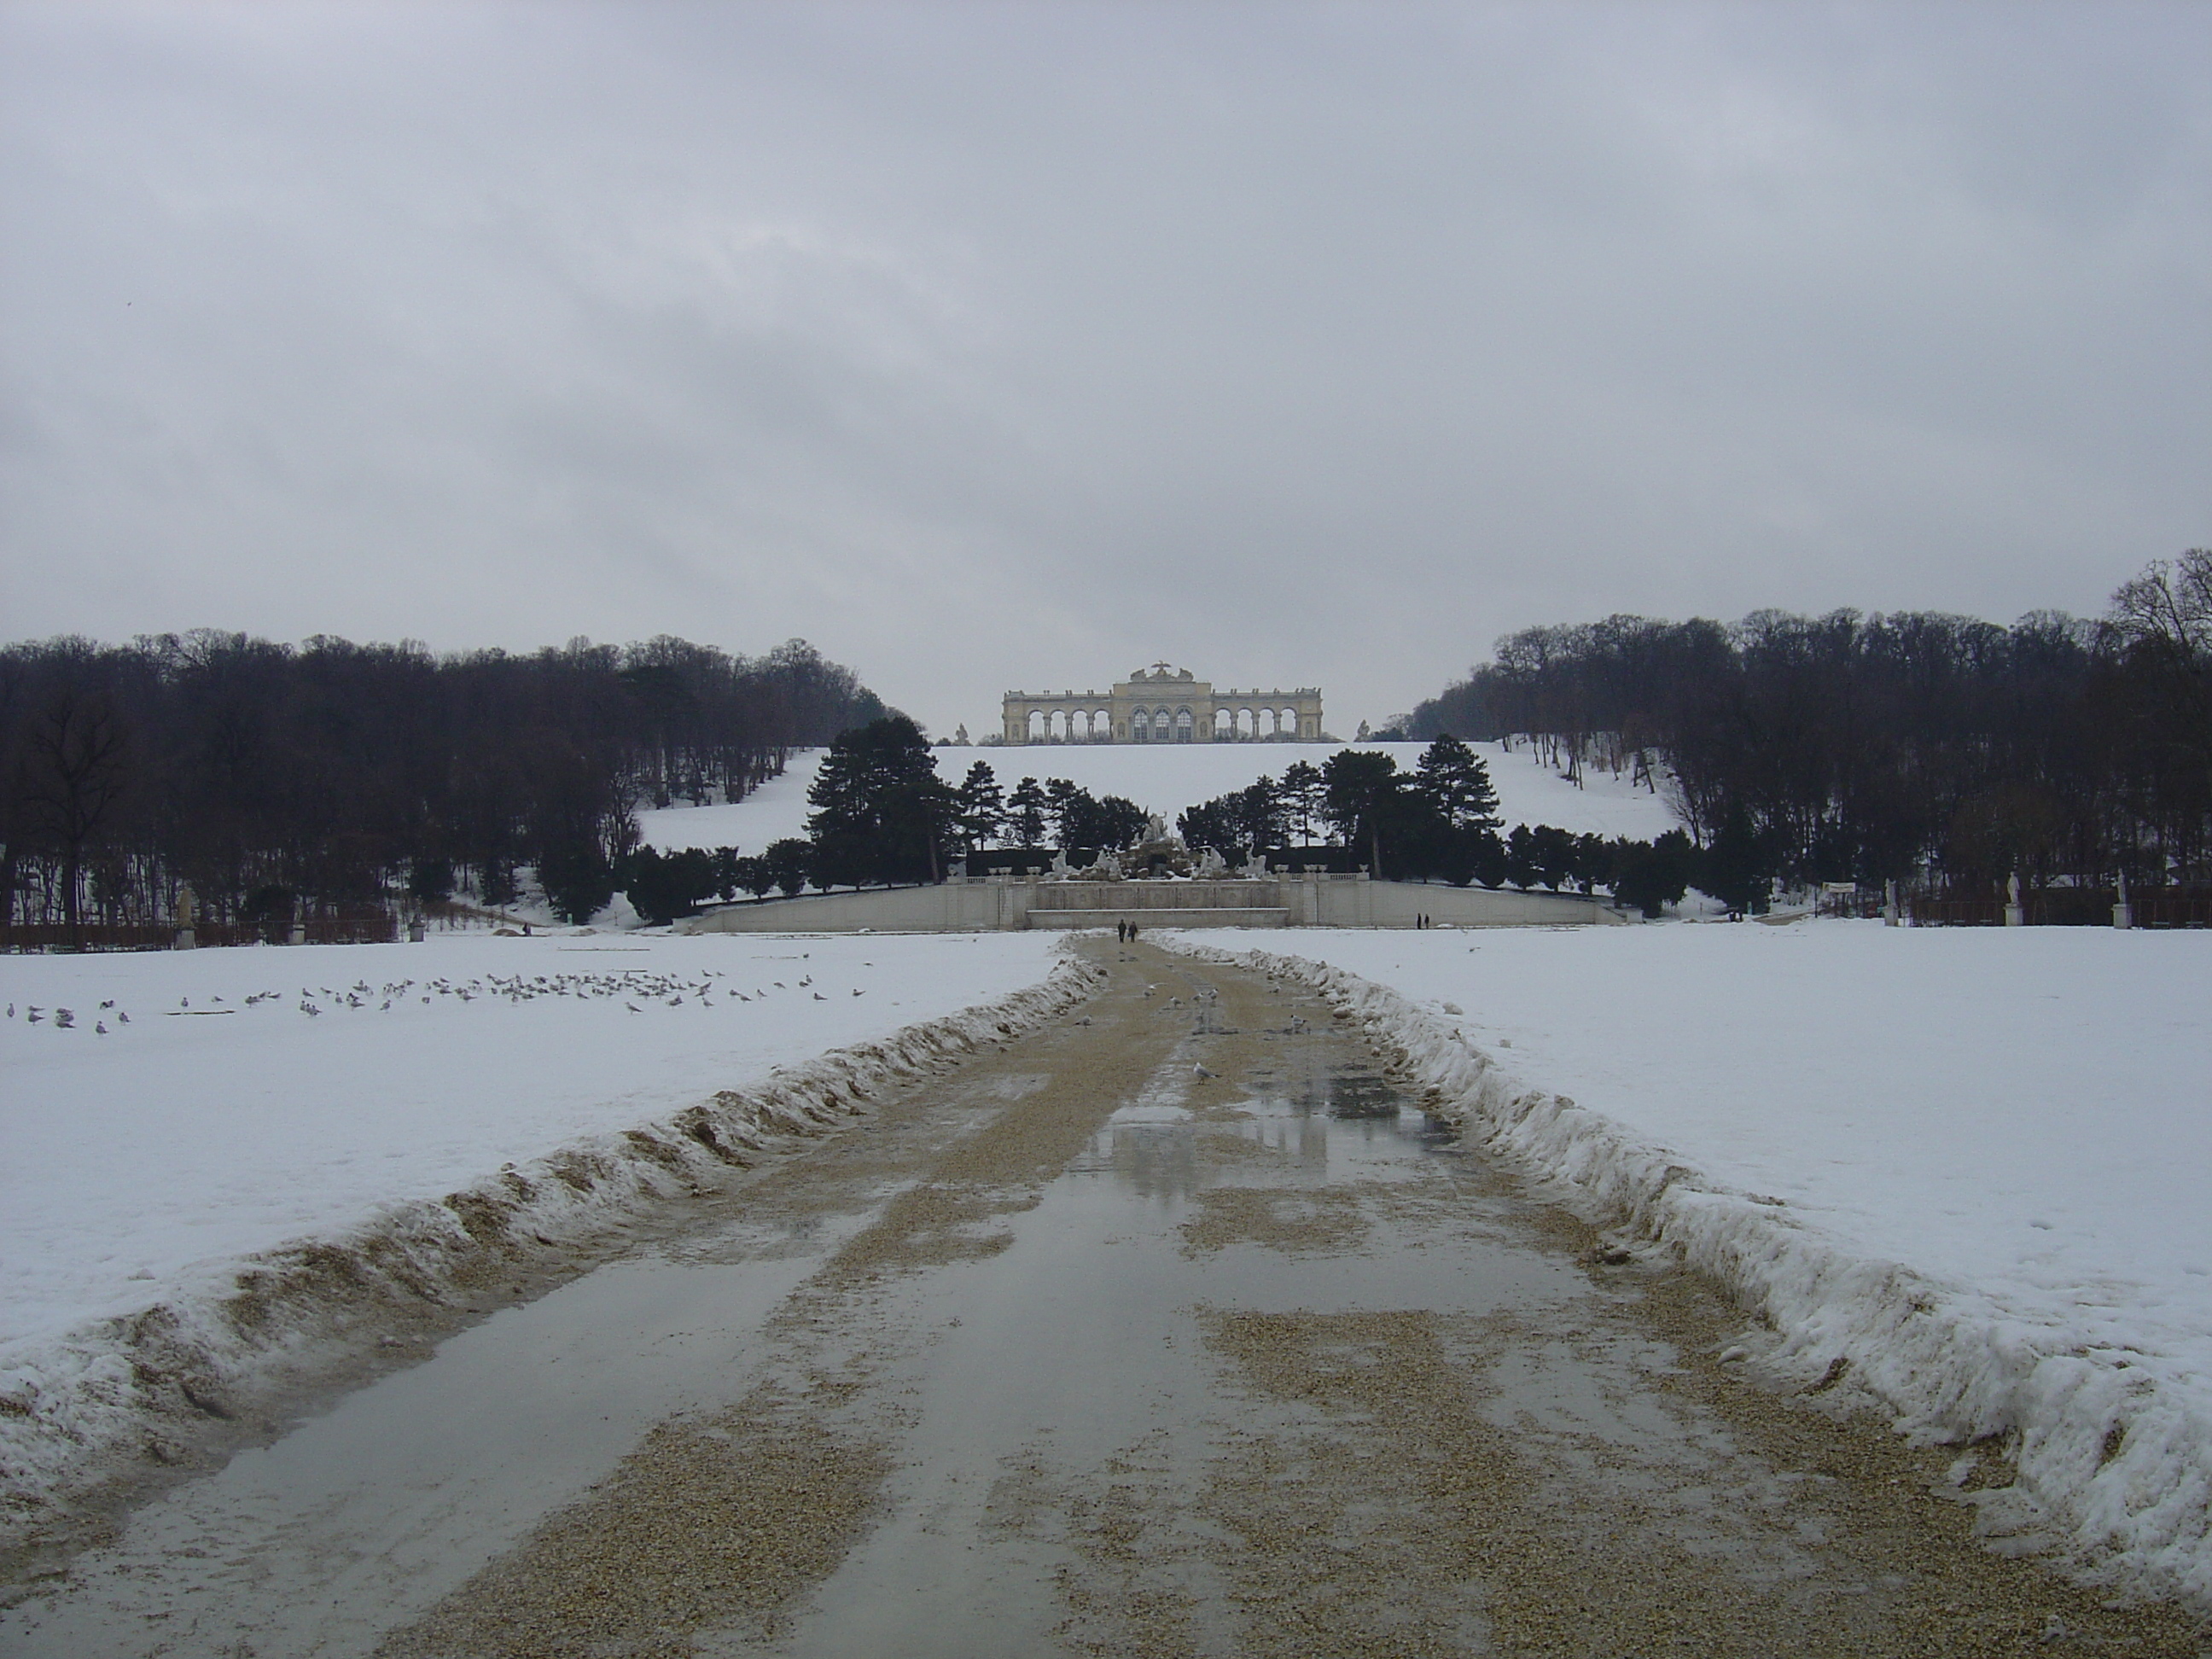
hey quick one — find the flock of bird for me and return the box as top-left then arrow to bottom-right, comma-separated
5,999 -> 127,1034
5,958 -> 881,1037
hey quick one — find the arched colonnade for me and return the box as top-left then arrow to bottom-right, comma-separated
1024,707 -> 1115,742
1001,667 -> 1324,744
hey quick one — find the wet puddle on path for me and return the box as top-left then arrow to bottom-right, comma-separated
7,945 -> 2200,1658
731,1038 -> 1596,1659
0,1205 -> 886,1658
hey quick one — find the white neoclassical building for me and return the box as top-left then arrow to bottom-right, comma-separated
1000,663 -> 1324,745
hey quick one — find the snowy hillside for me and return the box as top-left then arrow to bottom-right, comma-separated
638,740 -> 1679,854
1169,923 -> 2212,1609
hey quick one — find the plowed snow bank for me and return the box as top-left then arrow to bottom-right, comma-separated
0,934 -> 1094,1561
1164,927 -> 2212,1613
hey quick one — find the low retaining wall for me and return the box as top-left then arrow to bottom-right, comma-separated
1029,907 -> 1289,929
678,876 -> 1628,934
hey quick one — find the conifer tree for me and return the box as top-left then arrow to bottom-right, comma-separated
1322,749 -> 1404,876
1413,734 -> 1501,830
805,714 -> 956,886
1057,787 -> 1147,852
762,837 -> 813,896
955,760 -> 1004,852
1044,778 -> 1082,846
1279,760 -> 1325,843
1007,777 -> 1048,849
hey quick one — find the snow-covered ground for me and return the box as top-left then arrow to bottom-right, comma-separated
1167,922 -> 2212,1608
637,739 -> 1679,854
0,930 -> 1062,1358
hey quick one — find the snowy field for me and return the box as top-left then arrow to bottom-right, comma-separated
637,739 -> 1679,854
0,931 -> 1064,1364
1169,923 -> 2212,1606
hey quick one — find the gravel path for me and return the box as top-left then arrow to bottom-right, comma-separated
11,939 -> 2206,1656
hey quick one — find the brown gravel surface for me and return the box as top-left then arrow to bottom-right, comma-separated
154,940 -> 2212,1656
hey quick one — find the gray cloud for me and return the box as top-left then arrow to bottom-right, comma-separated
3,1 -> 2206,731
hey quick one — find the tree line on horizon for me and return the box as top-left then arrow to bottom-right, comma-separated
14,549 -> 2203,942
0,630 -> 885,941
1403,551 -> 2212,894
627,722 -> 1714,923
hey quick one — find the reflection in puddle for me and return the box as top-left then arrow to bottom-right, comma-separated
758,1041 -> 1584,1659
1069,1119 -> 1204,1203
1323,1067 -> 1401,1120
1071,1049 -> 1460,1204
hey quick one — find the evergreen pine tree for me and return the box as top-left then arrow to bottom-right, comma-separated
1044,778 -> 1082,847
1007,777 -> 1048,849
1279,759 -> 1324,843
805,715 -> 956,886
1413,734 -> 1501,830
1321,749 -> 1403,875
763,837 -> 813,896
955,760 -> 1004,853
1233,776 -> 1285,853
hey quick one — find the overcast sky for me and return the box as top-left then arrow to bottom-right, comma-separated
3,2 -> 2206,733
